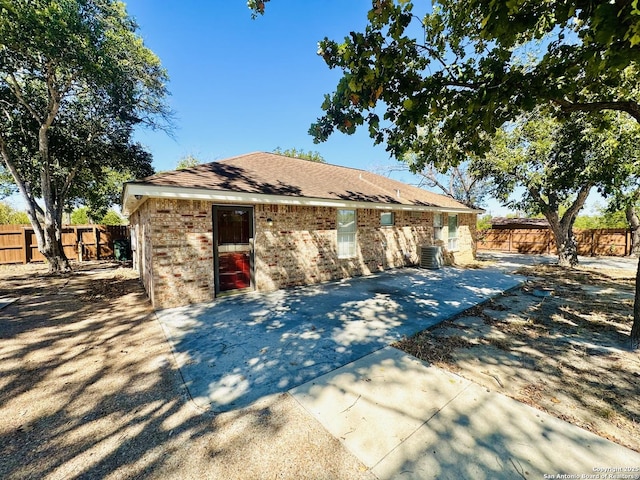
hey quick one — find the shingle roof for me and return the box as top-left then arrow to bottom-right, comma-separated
491,217 -> 550,228
126,152 -> 474,212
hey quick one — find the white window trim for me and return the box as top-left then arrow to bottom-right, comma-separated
380,211 -> 394,227
448,214 -> 458,251
337,209 -> 357,259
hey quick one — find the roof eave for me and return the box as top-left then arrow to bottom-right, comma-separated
122,183 -> 481,216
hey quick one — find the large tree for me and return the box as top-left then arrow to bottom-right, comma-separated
0,0 -> 168,272
250,0 -> 640,346
301,1 -> 640,166
478,111 -> 638,266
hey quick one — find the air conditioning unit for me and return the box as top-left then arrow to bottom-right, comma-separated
420,245 -> 443,269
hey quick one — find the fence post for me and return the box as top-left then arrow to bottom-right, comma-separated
21,227 -> 28,264
94,226 -> 100,260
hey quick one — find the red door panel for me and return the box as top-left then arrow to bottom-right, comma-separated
215,207 -> 253,293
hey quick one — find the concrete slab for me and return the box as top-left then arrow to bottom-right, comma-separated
155,267 -> 522,411
290,347 -> 469,468
291,347 -> 640,480
0,297 -> 18,310
478,250 -> 639,273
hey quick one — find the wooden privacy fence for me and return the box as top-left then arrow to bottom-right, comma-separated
0,224 -> 129,265
478,227 -> 632,257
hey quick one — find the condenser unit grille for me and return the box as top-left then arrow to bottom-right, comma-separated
420,245 -> 443,269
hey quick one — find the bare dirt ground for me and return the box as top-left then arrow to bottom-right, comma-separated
2,259 -> 638,479
396,262 -> 640,454
0,261 -> 374,480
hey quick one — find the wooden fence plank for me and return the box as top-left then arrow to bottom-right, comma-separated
0,224 -> 130,264
478,227 -> 631,257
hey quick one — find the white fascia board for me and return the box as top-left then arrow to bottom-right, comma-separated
122,183 -> 481,216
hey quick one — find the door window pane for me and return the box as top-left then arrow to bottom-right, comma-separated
218,209 -> 250,244
216,207 -> 252,292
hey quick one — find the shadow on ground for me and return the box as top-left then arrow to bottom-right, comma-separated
291,347 -> 640,480
155,267 -> 523,411
0,263 -> 375,480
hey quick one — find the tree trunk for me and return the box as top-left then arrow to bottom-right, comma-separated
38,122 -> 71,273
554,225 -> 578,267
41,213 -> 70,273
546,214 -> 579,267
626,204 -> 640,256
531,185 -> 589,268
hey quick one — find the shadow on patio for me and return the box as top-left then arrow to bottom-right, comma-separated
155,266 -> 523,411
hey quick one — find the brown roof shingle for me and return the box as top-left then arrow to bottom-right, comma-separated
128,152 -> 472,210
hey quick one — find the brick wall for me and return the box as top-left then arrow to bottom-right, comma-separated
132,199 -> 477,308
130,201 -> 155,305
132,199 -> 214,308
254,206 -> 475,291
452,213 -> 477,264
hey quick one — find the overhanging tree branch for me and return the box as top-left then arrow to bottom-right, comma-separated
555,99 -> 640,123
6,73 -> 43,124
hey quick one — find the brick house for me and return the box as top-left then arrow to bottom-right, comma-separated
122,152 -> 481,309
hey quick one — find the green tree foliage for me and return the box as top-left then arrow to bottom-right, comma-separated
0,0 -> 169,272
251,0 -> 640,347
572,215 -> 601,230
476,214 -> 492,231
595,115 -> 640,256
273,147 -> 326,163
289,1 -> 639,168
70,206 -> 124,225
100,209 -> 125,226
70,206 -> 90,225
176,155 -> 202,170
574,206 -> 629,229
0,201 -> 29,224
478,111 -> 638,266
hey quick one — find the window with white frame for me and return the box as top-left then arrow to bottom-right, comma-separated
433,213 -> 443,241
337,209 -> 357,258
380,211 -> 394,227
448,214 -> 458,250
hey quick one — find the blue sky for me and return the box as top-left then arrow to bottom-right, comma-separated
5,1 -> 607,216
122,1 -> 533,213
127,1 -> 396,171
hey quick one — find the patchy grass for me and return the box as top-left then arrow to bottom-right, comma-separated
395,333 -> 473,368
395,263 -> 640,453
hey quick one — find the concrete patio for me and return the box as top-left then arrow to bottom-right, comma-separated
155,266 -> 523,411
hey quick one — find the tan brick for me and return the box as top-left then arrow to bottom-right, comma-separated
132,199 -> 476,308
